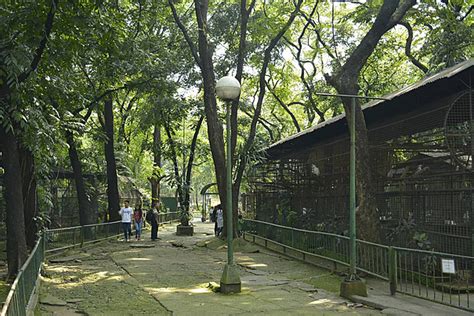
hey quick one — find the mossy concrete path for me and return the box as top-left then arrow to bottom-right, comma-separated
38,221 -> 380,315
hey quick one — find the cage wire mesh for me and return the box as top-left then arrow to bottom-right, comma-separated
246,89 -> 474,256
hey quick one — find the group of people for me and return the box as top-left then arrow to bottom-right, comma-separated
118,200 -> 161,242
210,204 -> 244,237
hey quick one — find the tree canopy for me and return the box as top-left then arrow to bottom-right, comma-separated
0,0 -> 472,275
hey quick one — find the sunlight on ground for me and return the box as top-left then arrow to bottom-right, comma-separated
189,287 -> 211,294
145,283 -> 213,295
309,298 -> 333,305
44,267 -> 126,289
125,257 -> 151,261
243,263 -> 267,268
237,259 -> 268,268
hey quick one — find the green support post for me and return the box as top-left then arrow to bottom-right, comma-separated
349,97 -> 357,277
340,97 -> 367,298
470,89 -> 474,281
388,247 -> 397,295
226,100 -> 233,266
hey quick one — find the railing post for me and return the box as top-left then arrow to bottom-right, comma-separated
291,229 -> 294,248
43,230 -> 47,253
388,247 -> 397,295
80,226 -> 85,248
20,272 -> 26,313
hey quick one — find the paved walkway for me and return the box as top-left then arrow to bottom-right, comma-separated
37,221 -> 467,315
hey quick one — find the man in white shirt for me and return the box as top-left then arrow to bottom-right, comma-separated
119,200 -> 133,242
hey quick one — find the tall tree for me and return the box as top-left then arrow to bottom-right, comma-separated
0,0 -> 58,275
19,147 -> 38,248
103,98 -> 121,221
169,0 -> 304,237
65,131 -> 93,225
325,0 -> 416,241
150,124 -> 163,208
164,115 -> 204,226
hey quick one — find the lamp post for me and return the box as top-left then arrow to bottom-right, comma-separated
216,76 -> 241,294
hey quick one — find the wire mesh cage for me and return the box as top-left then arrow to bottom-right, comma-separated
247,89 -> 474,256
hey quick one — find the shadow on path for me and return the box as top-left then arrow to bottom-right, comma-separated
38,222 -> 380,315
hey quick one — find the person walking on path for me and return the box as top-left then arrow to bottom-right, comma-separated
119,200 -> 133,242
133,205 -> 143,241
147,203 -> 160,241
216,205 -> 224,237
212,205 -> 218,236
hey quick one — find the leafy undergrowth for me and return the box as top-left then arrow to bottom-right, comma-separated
0,280 -> 11,305
0,240 -> 10,307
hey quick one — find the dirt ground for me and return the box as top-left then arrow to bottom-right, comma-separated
38,222 -> 381,315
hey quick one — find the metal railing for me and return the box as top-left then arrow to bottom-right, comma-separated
394,246 -> 473,311
1,236 -> 45,316
157,211 -> 179,224
242,219 -> 474,312
45,221 -> 123,253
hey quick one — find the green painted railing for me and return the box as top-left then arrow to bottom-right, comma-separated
45,221 -> 123,253
1,236 -> 45,316
242,219 -> 474,312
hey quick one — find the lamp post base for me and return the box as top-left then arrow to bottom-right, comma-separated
340,277 -> 367,298
220,264 -> 241,294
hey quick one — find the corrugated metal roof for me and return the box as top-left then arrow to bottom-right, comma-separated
267,59 -> 474,153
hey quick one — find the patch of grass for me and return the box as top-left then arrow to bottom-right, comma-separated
0,280 -> 11,304
304,273 -> 342,293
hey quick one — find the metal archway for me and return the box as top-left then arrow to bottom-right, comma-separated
200,183 -> 219,221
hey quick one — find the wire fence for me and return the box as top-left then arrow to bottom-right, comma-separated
242,219 -> 474,312
1,212 -> 180,315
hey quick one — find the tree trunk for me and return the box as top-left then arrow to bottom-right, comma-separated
183,116 -> 204,221
341,95 -> 381,242
104,98 -> 121,221
326,0 -> 416,242
194,0 -> 228,223
150,124 -> 162,207
0,126 -> 28,277
65,131 -> 93,225
19,147 -> 38,249
163,122 -> 186,224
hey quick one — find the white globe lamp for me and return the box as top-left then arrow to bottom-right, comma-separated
216,76 -> 241,101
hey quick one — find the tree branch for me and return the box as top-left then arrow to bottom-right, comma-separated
460,5 -> 473,21
164,121 -> 184,204
235,0 -> 303,187
185,115 -> 204,185
398,21 -> 428,73
18,0 -> 59,84
168,0 -> 202,69
231,0 -> 256,168
265,80 -> 300,132
242,109 -> 274,142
